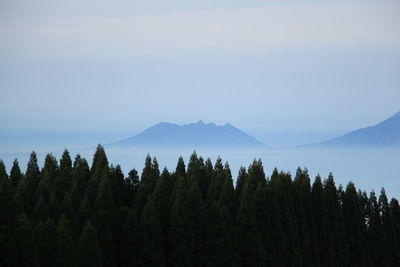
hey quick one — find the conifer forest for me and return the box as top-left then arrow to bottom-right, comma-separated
0,145 -> 399,267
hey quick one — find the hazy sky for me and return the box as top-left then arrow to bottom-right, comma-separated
1,0 -> 400,134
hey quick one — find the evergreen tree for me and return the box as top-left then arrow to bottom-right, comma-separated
236,182 -> 265,266
379,189 -> 400,266
123,167 -> 139,205
15,213 -> 39,267
168,177 -> 204,267
323,174 -> 350,266
9,159 -> 22,191
56,215 -> 76,267
59,149 -> 72,178
140,154 -> 158,190
342,182 -> 370,266
2,148 -> 399,267
14,176 -> 31,216
0,159 -> 7,183
54,149 -> 72,202
72,154 -> 90,200
48,190 -> 61,221
235,166 -> 248,216
0,176 -> 16,226
77,220 -> 103,267
34,154 -> 58,203
270,170 -> 302,266
218,162 -> 236,220
110,164 -> 125,207
140,196 -> 166,266
0,224 -> 17,267
90,144 -> 109,179
264,180 -> 287,266
175,156 -> 186,178
119,210 -> 141,267
34,219 -> 58,267
390,198 -> 400,261
205,157 -> 226,206
96,179 -> 117,267
32,194 -> 47,224
366,191 -> 389,266
152,173 -> 169,241
26,151 -> 41,212
76,196 -> 95,234
133,155 -> 159,216
187,152 -> 207,198
204,202 -> 240,267
311,175 -> 333,267
61,191 -> 77,237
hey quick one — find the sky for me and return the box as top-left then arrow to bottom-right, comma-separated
1,0 -> 400,141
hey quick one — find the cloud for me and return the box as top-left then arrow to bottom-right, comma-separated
1,1 -> 399,57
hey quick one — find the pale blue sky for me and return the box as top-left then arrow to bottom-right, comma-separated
1,0 -> 400,136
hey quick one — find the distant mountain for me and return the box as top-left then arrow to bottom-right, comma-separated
110,121 -> 267,148
315,111 -> 400,147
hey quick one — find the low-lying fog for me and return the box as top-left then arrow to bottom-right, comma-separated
1,146 -> 399,199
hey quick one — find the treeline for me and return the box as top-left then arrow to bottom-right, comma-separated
0,145 -> 400,267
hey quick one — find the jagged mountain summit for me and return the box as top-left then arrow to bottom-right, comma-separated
316,111 -> 400,147
110,120 -> 266,148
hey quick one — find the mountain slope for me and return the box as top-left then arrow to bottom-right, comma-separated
316,111 -> 400,147
110,121 -> 266,148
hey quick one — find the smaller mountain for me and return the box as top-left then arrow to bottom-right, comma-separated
110,121 -> 266,148
315,111 -> 400,147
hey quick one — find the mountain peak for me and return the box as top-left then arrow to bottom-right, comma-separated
315,111 -> 400,147
111,121 -> 267,148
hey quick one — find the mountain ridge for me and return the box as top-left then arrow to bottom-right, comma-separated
312,111 -> 400,147
110,120 -> 267,148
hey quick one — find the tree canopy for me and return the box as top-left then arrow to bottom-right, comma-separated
0,146 -> 399,267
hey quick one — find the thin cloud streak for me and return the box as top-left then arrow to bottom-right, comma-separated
1,2 -> 400,56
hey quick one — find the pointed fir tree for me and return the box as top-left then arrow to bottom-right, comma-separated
152,173 -> 169,241
379,188 -> 400,266
390,198 -> 400,266
53,149 -> 72,202
0,159 -> 7,183
175,156 -> 186,178
366,190 -> 389,266
90,144 -> 109,179
235,182 -> 265,267
269,170 -> 302,266
235,166 -> 248,216
123,167 -> 139,205
218,162 -> 236,220
26,151 -> 41,212
10,159 -> 22,191
342,182 -> 371,266
311,175 -> 333,267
